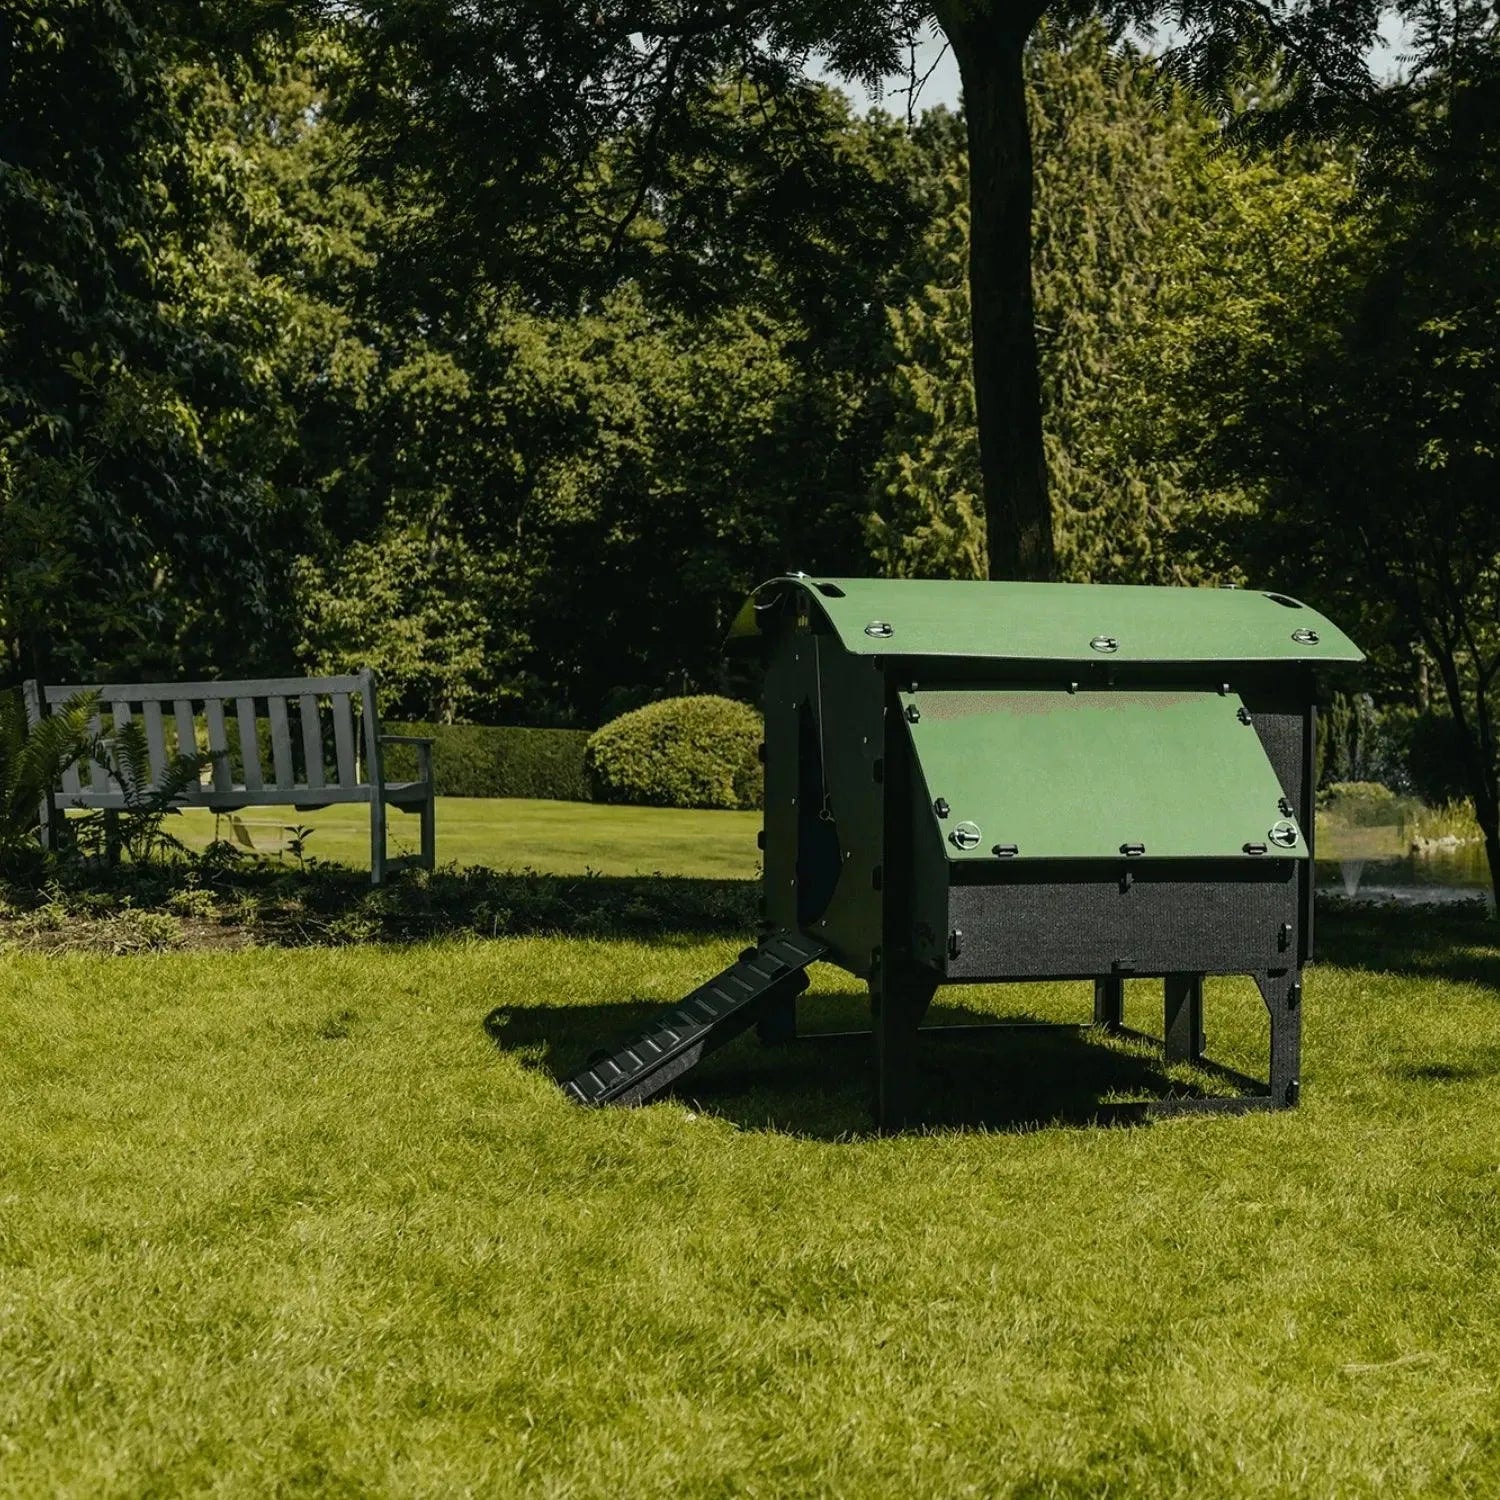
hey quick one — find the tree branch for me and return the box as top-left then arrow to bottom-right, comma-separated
634,0 -> 776,41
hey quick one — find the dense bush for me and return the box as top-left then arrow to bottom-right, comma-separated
384,722 -> 590,801
586,696 -> 762,810
1319,781 -> 1404,826
1399,712 -> 1472,808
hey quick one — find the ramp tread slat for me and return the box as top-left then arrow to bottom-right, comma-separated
560,930 -> 827,1107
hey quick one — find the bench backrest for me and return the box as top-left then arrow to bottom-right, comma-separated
24,670 -> 385,803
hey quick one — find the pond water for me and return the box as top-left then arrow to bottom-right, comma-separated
1315,840 -> 1493,908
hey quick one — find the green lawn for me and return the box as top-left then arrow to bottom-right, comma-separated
169,793 -> 1486,884
172,796 -> 761,879
5,912 -> 1500,1494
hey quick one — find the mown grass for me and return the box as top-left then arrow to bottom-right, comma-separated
4,909 -> 1500,1496
171,797 -> 762,879
172,792 -> 1492,893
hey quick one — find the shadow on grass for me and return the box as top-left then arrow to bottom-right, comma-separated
487,994 -> 1257,1139
0,860 -> 760,950
1316,904 -> 1500,991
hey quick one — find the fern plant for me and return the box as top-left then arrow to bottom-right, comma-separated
85,719 -> 215,865
0,689 -> 101,865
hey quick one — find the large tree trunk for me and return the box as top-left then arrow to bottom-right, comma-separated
939,3 -> 1056,581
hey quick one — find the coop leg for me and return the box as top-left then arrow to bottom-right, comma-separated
870,953 -> 937,1132
1256,970 -> 1303,1107
754,962 -> 809,1046
1093,976 -> 1124,1033
1163,975 -> 1205,1062
755,985 -> 798,1045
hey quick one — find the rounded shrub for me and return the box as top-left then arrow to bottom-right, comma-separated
586,696 -> 762,810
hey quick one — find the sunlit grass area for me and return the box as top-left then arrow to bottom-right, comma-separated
168,796 -> 762,880
5,911 -> 1500,1494
162,791 -> 1486,882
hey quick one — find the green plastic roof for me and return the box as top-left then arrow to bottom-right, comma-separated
902,688 -> 1308,862
730,576 -> 1363,665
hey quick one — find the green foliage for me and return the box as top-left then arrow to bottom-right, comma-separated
0,8 -> 321,682
1148,26 -> 1500,900
0,690 -> 99,865
383,723 -> 591,802
9,0 -> 1495,822
1401,713 -> 1473,810
80,721 -> 215,866
586,697 -> 763,811
0,850 -> 758,951
866,114 -> 985,580
869,26 -> 1227,584
1319,781 -> 1402,826
294,532 -> 491,726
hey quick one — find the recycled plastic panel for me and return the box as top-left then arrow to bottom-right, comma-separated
939,866 -> 1299,979
728,576 -> 1364,664
900,688 -> 1308,862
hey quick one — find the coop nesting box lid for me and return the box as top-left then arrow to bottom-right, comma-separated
728,577 -> 1364,665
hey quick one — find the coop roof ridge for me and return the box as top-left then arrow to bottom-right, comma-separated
728,575 -> 1365,665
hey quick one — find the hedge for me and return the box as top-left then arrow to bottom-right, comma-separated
384,722 -> 591,801
586,696 -> 762,810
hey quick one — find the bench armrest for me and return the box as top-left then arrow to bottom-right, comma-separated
378,734 -> 434,787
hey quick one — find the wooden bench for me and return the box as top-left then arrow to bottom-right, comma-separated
22,669 -> 434,885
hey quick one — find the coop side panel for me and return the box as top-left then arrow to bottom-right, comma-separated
810,652 -> 886,975
761,642 -> 802,937
1239,679 -> 1315,965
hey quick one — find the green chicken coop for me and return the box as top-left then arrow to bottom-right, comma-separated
563,576 -> 1363,1128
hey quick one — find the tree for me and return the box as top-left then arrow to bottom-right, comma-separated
0,4 -> 318,684
870,26 -> 1225,582
1151,11 -> 1500,907
330,0 -> 1405,580
865,133 -> 988,579
301,71 -> 933,721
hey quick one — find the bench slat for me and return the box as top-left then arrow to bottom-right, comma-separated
91,712 -> 118,794
331,692 -> 357,787
41,675 -> 364,703
204,700 -> 233,792
267,697 -> 294,790
173,700 -> 198,772
299,694 -> 325,791
54,785 -> 380,811
143,701 -> 168,785
111,701 -> 135,793
237,696 -> 263,792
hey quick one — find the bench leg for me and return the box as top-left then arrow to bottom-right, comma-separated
420,792 -> 435,870
370,797 -> 387,886
37,796 -> 57,853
